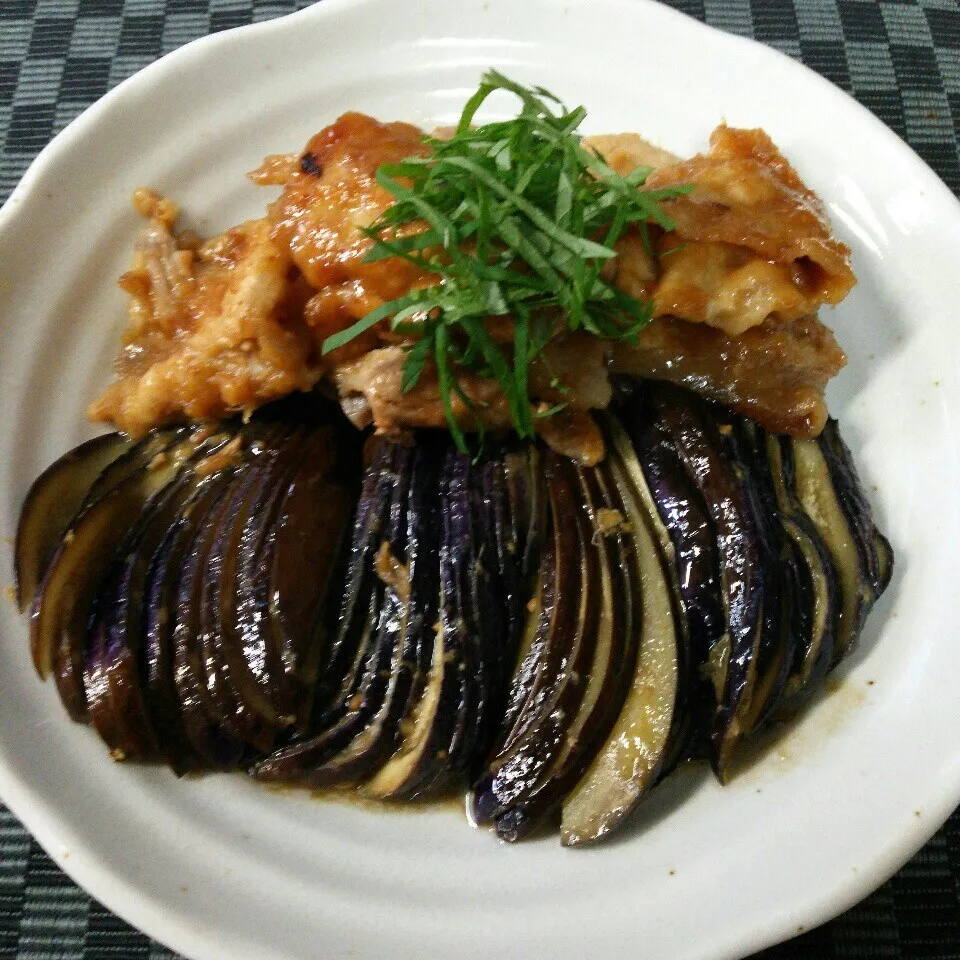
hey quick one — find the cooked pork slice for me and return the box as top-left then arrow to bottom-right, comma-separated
92,117 -> 854,449
582,133 -> 681,175
334,334 -> 611,464
89,191 -> 319,435
640,125 -> 856,333
613,314 -> 846,437
254,112 -> 437,365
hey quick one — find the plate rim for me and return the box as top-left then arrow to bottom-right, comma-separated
1,2 -> 959,959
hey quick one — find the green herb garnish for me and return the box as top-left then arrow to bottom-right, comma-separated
321,70 -> 692,452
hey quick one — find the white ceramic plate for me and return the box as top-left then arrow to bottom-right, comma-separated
1,1 -> 959,958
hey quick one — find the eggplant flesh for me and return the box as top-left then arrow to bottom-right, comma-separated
15,433 -> 131,613
253,442 -> 419,786
490,462 -> 636,842
21,401 -> 359,774
635,384 -> 771,778
560,439 -> 681,846
472,453 -> 595,826
14,382 -> 892,845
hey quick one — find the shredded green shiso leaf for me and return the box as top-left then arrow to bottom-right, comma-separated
321,70 -> 692,453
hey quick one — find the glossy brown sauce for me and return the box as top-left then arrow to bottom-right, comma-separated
263,780 -> 468,817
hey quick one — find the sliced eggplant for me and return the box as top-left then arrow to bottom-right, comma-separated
30,431 -> 198,708
492,460 -> 636,841
475,454 -> 517,728
492,457 -> 549,752
171,469 -> 249,766
619,391 -> 724,671
85,427 -> 246,758
764,431 -> 839,701
605,417 -> 695,774
363,616 -> 445,799
144,475 -> 239,771
560,436 -> 680,846
373,442 -> 533,800
817,419 -> 894,599
253,442 -> 415,784
199,462 -> 277,752
209,430 -> 302,738
358,443 -> 445,798
15,433 -> 131,613
445,447 -> 512,776
88,474 -> 205,760
472,453 -> 594,825
642,384 -> 772,778
14,378 -> 895,842
721,415 -> 798,735
272,443 -> 438,788
227,430 -> 322,731
311,438 -> 396,713
786,431 -> 882,665
267,423 -> 358,703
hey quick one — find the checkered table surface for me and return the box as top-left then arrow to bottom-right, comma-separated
1,1 -> 959,957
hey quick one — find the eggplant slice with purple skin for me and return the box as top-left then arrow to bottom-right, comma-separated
254,437 -> 532,794
487,457 -> 638,842
14,381 -> 893,844
366,441 -> 539,801
15,433 -> 131,614
633,383 -> 774,779
86,430 -> 242,761
559,424 -> 682,846
21,396 -> 360,772
32,427 -> 200,721
253,439 -> 410,784
472,452 -> 597,827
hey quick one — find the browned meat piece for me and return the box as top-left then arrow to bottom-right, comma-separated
613,314 -> 846,437
91,116 -> 855,461
252,111 -> 437,367
582,133 -> 680,174
642,125 -> 856,332
89,190 -> 319,436
334,334 -> 611,464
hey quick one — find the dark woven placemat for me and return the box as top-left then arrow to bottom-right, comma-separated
1,1 -> 958,957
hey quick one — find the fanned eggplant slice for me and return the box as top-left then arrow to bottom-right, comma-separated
618,386 -> 895,776
764,432 -> 839,701
210,437 -> 297,736
147,474 -> 241,770
560,434 -> 681,846
640,384 -> 772,778
361,445 -> 444,799
172,470 -> 249,765
786,429 -> 890,666
271,444 -> 435,789
254,441 -> 415,785
31,430 -> 199,701
89,472 -> 212,760
82,427 -> 190,508
367,441 -> 536,801
228,431 -> 325,730
619,391 -> 722,760
491,461 -> 637,842
267,424 -> 359,704
722,415 -> 800,736
605,418 -> 694,774
816,419 -> 894,599
14,377 -> 894,845
86,427 -> 250,760
311,438 -> 396,714
15,433 -> 131,613
472,452 -> 591,824
363,618 -> 445,800
199,463 -> 277,752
